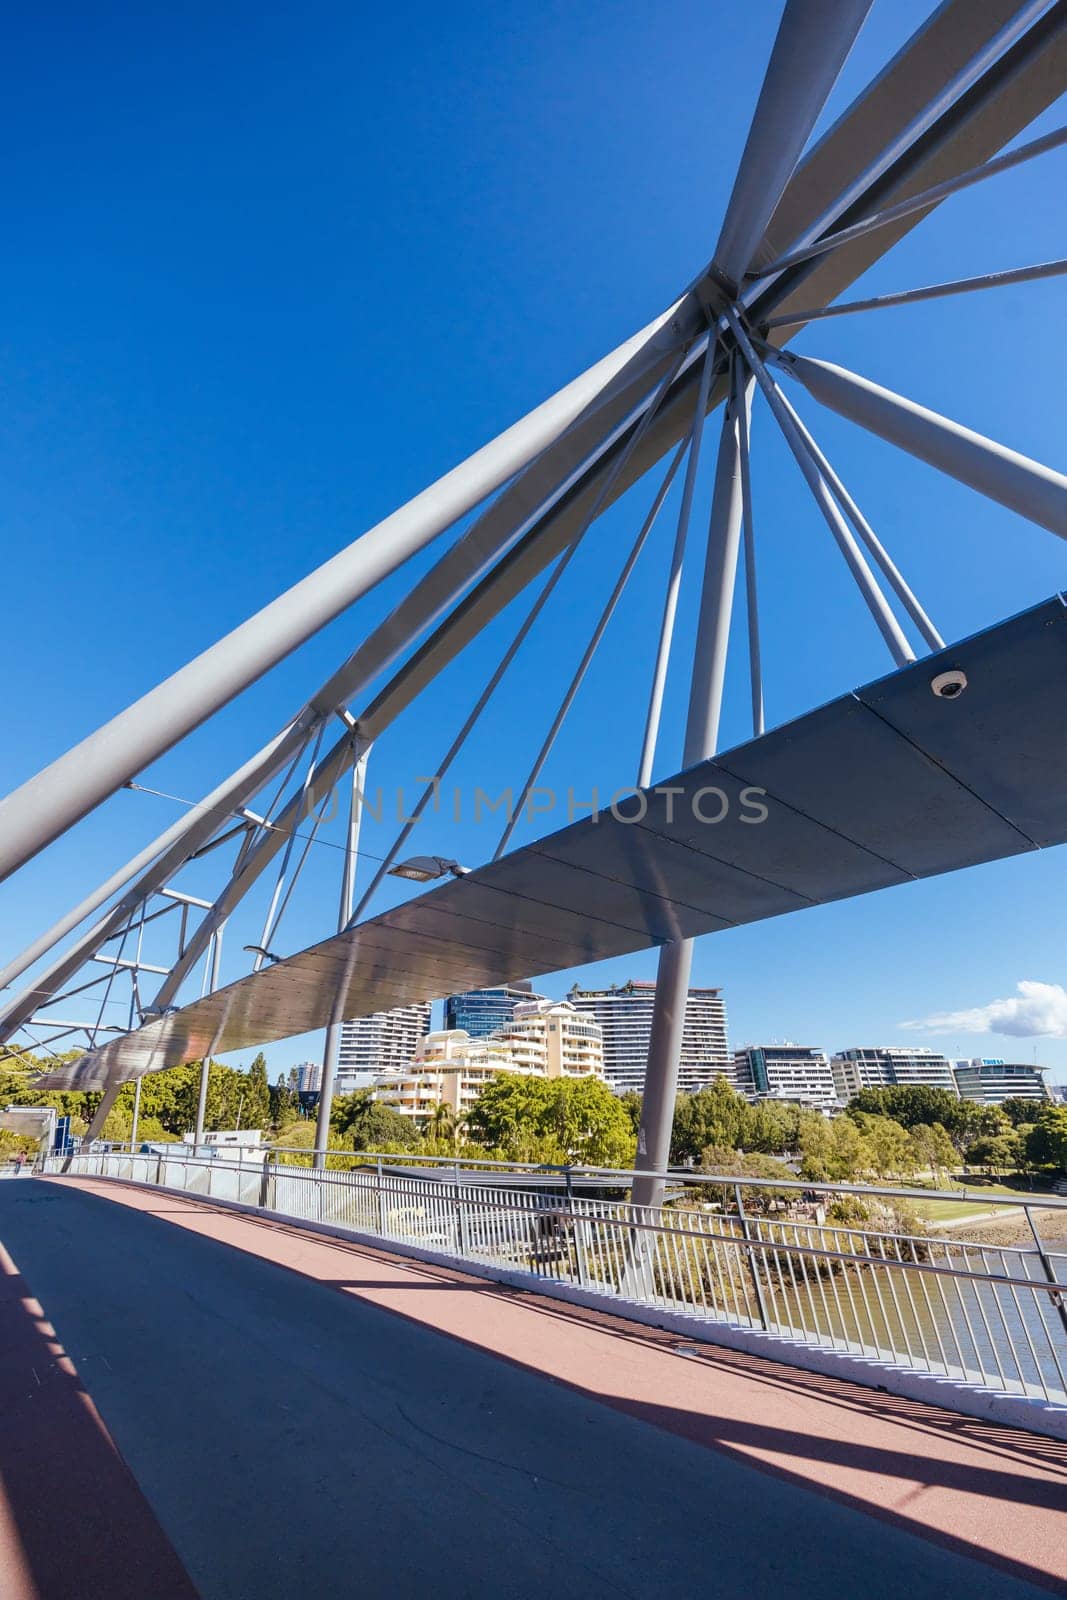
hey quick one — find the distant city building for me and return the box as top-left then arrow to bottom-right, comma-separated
376,1002 -> 603,1123
376,1029 -> 525,1121
338,1003 -> 432,1092
832,1047 -> 958,1100
289,1060 -> 322,1095
952,1058 -> 1051,1104
494,999 -> 603,1080
567,979 -> 728,1094
444,983 -> 545,1039
733,1045 -> 837,1108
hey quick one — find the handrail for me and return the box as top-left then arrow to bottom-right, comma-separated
236,1145 -> 1067,1212
51,1151 -> 1067,1295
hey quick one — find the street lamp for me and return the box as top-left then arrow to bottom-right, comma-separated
386,855 -> 470,884
243,944 -> 284,965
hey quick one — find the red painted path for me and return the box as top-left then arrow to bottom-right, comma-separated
2,1175 -> 1065,1599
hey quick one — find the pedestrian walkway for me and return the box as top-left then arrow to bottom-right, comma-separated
2,1176 -> 1065,1599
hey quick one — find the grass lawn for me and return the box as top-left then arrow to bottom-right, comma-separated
910,1178 -> 1033,1223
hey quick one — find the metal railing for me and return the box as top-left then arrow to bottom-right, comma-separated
42,1149 -> 1067,1407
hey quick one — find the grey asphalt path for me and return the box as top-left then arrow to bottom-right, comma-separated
0,1180 -> 1057,1600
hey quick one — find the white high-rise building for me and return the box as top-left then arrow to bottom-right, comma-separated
289,1060 -> 322,1094
375,1003 -> 602,1122
733,1045 -> 837,1108
338,1003 -> 431,1094
952,1059 -> 1051,1104
567,979 -> 728,1094
376,1029 -> 527,1120
832,1047 -> 958,1100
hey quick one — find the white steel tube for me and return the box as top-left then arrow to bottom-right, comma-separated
713,0 -> 873,283
777,349 -> 1067,537
634,375 -> 753,1212
636,344 -> 718,789
0,300 -> 693,883
728,318 -> 914,666
766,373 -> 945,651
755,122 -> 1067,280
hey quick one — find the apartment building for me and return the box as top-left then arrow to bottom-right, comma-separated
567,979 -> 728,1094
832,1046 -> 958,1100
732,1045 -> 837,1108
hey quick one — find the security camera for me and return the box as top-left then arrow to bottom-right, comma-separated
930,668 -> 967,700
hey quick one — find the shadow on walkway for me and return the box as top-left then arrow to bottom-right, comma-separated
0,1225 -> 199,1599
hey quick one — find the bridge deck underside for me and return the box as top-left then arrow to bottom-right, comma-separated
41,593 -> 1067,1089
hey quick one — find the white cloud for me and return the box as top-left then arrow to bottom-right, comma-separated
901,980 -> 1067,1039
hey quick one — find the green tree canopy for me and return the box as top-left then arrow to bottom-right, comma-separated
999,1095 -> 1049,1127
466,1074 -> 635,1166
908,1122 -> 957,1180
1024,1105 -> 1067,1171
965,1132 -> 1023,1176
331,1089 -> 421,1152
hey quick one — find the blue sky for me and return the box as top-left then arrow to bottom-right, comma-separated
2,1 -> 1065,1082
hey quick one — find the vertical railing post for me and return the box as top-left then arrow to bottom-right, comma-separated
375,1156 -> 384,1236
454,1162 -> 469,1256
259,1156 -> 272,1210
1024,1204 -> 1067,1338
566,1168 -> 587,1288
734,1183 -> 769,1330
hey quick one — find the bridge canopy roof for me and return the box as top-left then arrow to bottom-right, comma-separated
37,592 -> 1067,1091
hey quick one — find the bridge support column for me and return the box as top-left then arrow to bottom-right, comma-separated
314,749 -> 370,1170
66,1082 -> 121,1171
632,363 -> 752,1212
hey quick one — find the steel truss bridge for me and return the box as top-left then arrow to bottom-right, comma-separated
2,0 -> 1066,1204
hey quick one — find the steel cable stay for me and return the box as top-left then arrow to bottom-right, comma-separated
121,345 -> 706,1018
751,122 -> 1067,283
253,775 -> 341,966
726,307 -> 915,668
744,336 -> 945,653
493,433 -> 691,861
764,343 -> 1067,540
734,352 -> 764,739
765,255 -> 1067,330
346,349 -> 691,926
743,0 -> 1059,303
250,723 -> 328,973
0,308 -> 703,1024
636,341 -> 720,790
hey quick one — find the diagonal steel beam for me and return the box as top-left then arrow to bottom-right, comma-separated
747,0 -> 1067,338
711,0 -> 873,285
775,349 -> 1067,538
0,297 -> 700,885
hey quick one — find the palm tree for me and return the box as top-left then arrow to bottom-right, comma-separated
426,1101 -> 456,1146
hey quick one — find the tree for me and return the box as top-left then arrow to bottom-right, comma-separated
670,1079 -> 748,1164
846,1086 -> 1007,1155
269,1074 -> 301,1133
243,1053 -> 272,1131
541,1076 -> 635,1167
618,1090 -> 643,1135
965,1132 -> 1023,1176
909,1122 -> 957,1183
743,1099 -> 802,1156
1024,1105 -> 1067,1172
999,1096 -> 1047,1127
698,1147 -> 794,1211
331,1090 -> 420,1152
799,1115 -> 871,1182
465,1074 -> 635,1166
851,1113 -> 918,1180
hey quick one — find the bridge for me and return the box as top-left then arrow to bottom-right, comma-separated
2,0 -> 1067,1593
